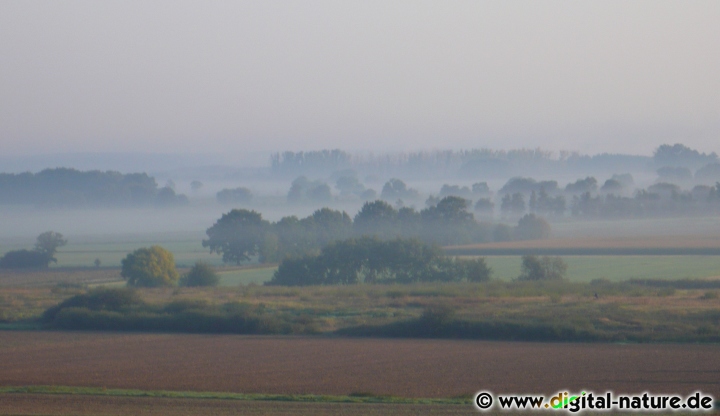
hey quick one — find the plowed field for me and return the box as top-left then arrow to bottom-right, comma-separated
0,394 -> 473,416
0,332 -> 718,398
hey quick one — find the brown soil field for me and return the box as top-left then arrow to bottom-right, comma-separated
0,332 -> 718,399
0,394 -> 473,416
447,235 -> 720,251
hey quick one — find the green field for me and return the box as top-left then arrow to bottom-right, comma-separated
46,234 -> 228,268
217,267 -> 277,286
484,255 -> 720,282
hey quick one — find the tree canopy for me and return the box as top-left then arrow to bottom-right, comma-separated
202,209 -> 270,264
34,231 -> 67,263
121,246 -> 179,287
267,237 -> 492,286
0,231 -> 67,269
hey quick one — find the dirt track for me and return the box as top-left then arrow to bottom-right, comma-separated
0,332 -> 718,399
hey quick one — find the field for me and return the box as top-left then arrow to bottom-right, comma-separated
2,227 -> 720,414
484,255 -> 720,282
0,394 -> 473,416
0,332 -> 718,415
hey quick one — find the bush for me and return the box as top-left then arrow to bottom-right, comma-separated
121,246 -> 179,287
42,288 -> 142,322
181,262 -> 220,287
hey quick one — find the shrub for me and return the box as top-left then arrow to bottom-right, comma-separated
42,288 -> 142,322
181,261 -> 220,287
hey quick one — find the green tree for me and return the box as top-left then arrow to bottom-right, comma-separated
203,209 -> 270,264
181,261 -> 220,287
517,255 -> 567,281
121,246 -> 179,287
353,200 -> 398,237
34,231 -> 67,263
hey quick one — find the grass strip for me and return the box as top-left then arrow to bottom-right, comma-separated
0,385 -> 470,405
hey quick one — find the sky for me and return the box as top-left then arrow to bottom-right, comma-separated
1,0 -> 719,163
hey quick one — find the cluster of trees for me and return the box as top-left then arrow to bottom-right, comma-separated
287,176 -> 332,203
202,199 -> 552,265
0,168 -> 188,208
120,246 -> 218,287
0,231 -> 67,269
570,182 -> 720,219
216,187 -> 253,204
267,237 -> 492,286
270,147 -> 651,179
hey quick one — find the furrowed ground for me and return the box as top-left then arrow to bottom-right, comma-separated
0,332 -> 718,398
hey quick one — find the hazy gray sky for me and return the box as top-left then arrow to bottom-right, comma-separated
1,1 -> 719,159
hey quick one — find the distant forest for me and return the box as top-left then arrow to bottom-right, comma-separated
270,144 -> 718,180
270,148 -> 650,179
0,168 -> 188,208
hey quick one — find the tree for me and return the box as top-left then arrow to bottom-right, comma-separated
181,261 -> 220,287
121,246 -> 179,287
353,200 -> 398,237
474,198 -> 494,216
565,177 -> 598,194
190,180 -> 204,191
501,193 -> 526,217
34,231 -> 67,262
203,209 -> 270,264
0,231 -> 67,269
515,214 -> 551,240
517,255 -> 567,281
335,176 -> 365,196
0,250 -> 51,269
380,179 -> 419,201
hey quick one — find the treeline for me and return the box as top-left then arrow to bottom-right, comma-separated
269,148 -> 651,178
472,176 -> 720,219
569,183 -> 720,219
0,168 -> 188,207
202,198 -> 551,264
269,144 -> 716,179
267,237 -> 492,286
